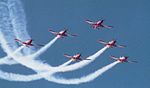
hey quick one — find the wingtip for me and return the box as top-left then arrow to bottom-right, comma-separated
134,61 -> 138,63
120,45 -> 126,48
85,19 -> 91,22
109,55 -> 116,58
48,29 -> 52,31
98,40 -> 104,42
109,26 -> 113,28
64,54 -> 68,56
14,38 -> 19,41
71,34 -> 77,36
123,45 -> 126,47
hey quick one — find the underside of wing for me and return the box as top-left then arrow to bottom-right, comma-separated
98,40 -> 108,45
64,54 -> 72,58
110,55 -> 118,60
101,24 -> 113,29
85,20 -> 96,24
48,29 -> 58,35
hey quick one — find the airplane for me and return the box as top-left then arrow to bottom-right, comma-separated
98,39 -> 126,48
85,19 -> 113,29
64,53 -> 90,61
48,29 -> 77,38
15,39 -> 43,47
110,55 -> 137,63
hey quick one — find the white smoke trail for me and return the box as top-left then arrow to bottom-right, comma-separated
31,36 -> 59,58
7,0 -> 30,41
30,46 -> 109,72
59,60 -> 72,67
7,49 -> 53,71
0,0 -> 42,67
0,59 -> 73,82
7,0 -> 37,55
0,1 -> 19,52
0,32 -> 52,71
57,46 -> 109,72
0,61 -> 120,85
0,60 -> 73,82
0,57 -> 17,65
0,70 -> 43,81
0,0 -> 33,66
0,45 -> 109,84
0,36 -> 59,66
45,61 -> 120,84
0,46 -> 26,65
24,61 -> 119,84
9,45 -> 108,72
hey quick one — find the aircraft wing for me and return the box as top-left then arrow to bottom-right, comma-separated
25,39 -> 32,44
98,40 -> 108,45
78,57 -> 91,61
15,39 -> 23,43
67,33 -> 77,37
116,44 -> 126,48
97,20 -> 103,24
64,54 -> 72,59
110,55 -> 118,60
48,29 -> 58,35
127,60 -> 138,63
101,24 -> 113,29
85,20 -> 96,24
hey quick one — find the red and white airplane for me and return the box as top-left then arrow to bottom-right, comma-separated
85,20 -> 113,29
64,53 -> 90,61
98,40 -> 126,48
110,55 -> 137,63
48,29 -> 77,38
15,39 -> 34,47
15,39 -> 43,47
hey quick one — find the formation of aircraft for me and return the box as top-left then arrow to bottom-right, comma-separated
110,55 -> 137,63
14,18 -> 136,63
85,20 -> 113,29
64,53 -> 90,61
98,40 -> 126,48
48,29 -> 77,38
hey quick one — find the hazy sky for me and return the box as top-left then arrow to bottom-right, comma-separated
0,0 -> 150,88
